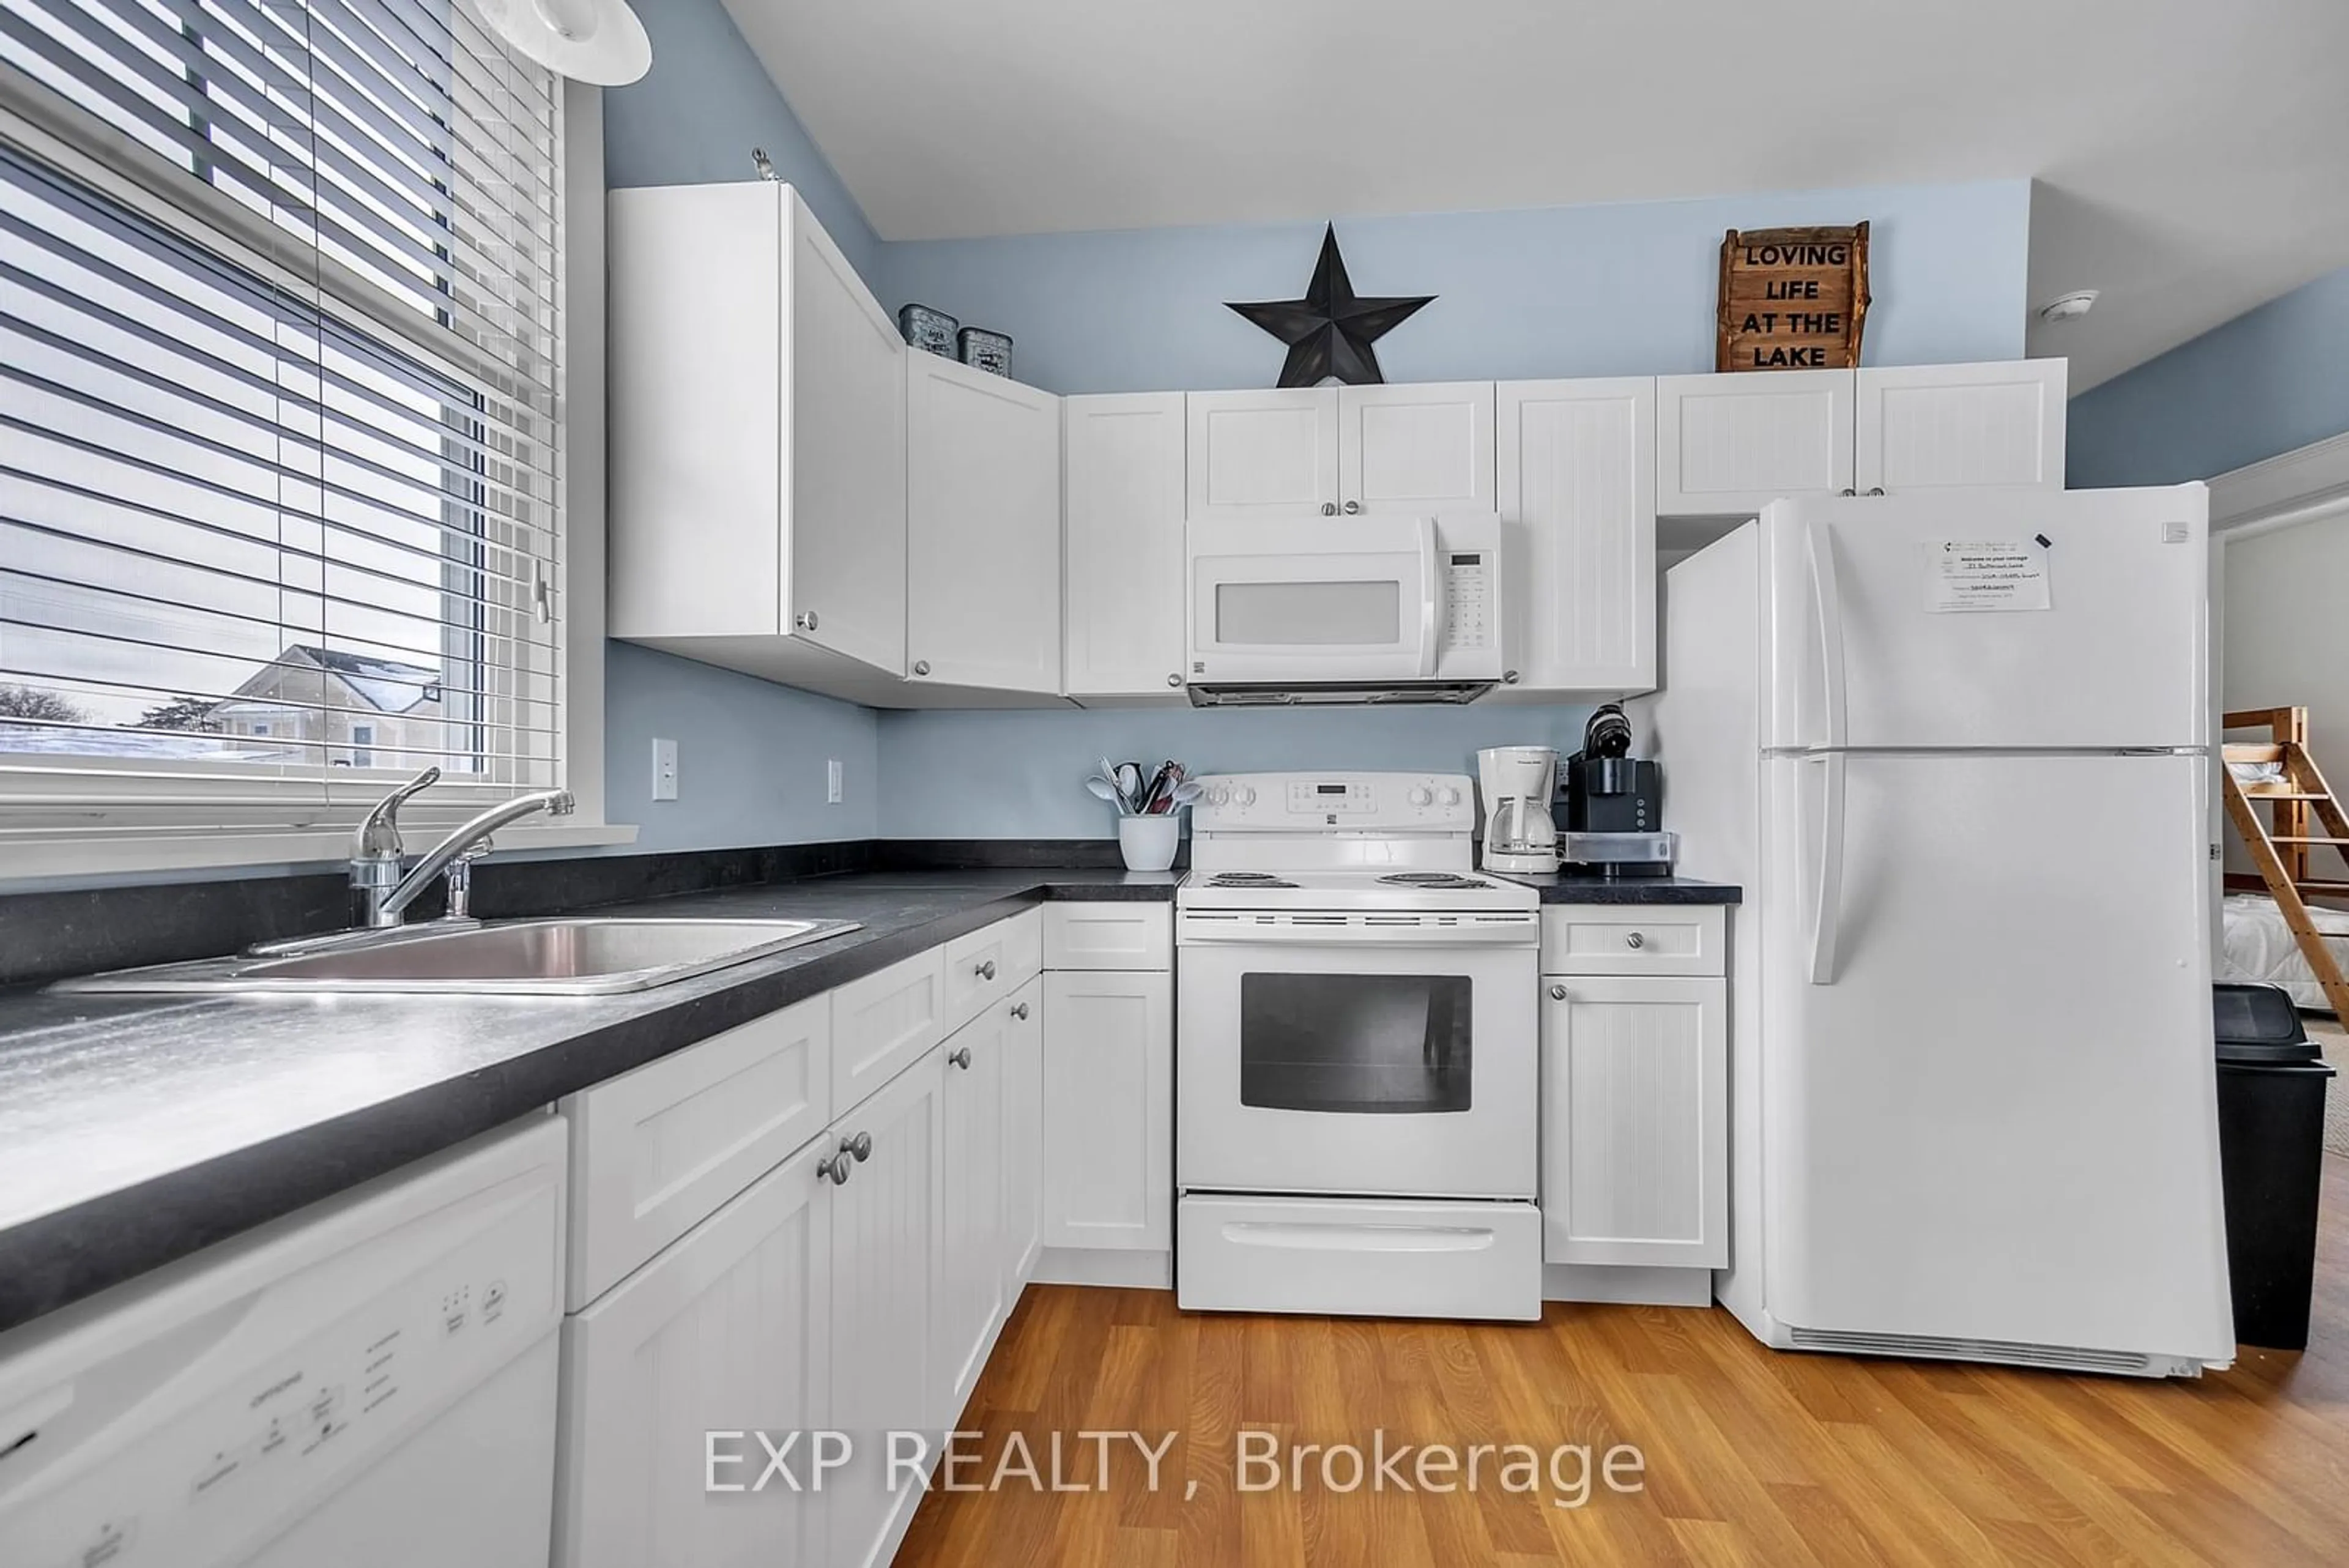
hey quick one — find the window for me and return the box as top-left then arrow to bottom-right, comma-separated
0,0 -> 579,863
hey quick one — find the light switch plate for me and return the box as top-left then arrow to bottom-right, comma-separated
826,758 -> 844,804
652,738 -> 679,801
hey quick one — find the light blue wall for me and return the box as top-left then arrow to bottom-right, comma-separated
589,0 -> 2038,850
2068,264 -> 2349,488
606,644 -> 878,850
876,705 -> 1605,841
603,0 -> 880,281
880,180 -> 2033,396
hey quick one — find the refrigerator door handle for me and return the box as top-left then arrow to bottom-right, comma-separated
1808,751 -> 1847,985
1806,519 -> 1849,749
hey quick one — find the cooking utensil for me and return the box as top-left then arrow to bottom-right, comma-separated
1138,760 -> 1174,814
1115,761 -> 1145,808
1085,776 -> 1126,812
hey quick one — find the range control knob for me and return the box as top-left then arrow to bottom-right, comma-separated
1438,786 -> 1463,807
1235,786 -> 1257,807
1407,786 -> 1433,807
1208,787 -> 1230,808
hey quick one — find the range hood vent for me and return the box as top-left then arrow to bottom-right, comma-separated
1186,681 -> 1496,708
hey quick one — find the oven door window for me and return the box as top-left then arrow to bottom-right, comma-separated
1238,973 -> 1471,1114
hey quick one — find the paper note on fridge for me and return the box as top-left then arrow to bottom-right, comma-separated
1921,540 -> 2052,612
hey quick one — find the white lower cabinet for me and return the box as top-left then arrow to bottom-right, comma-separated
1540,975 -> 1727,1269
1042,968 -> 1173,1252
937,1005 -> 1007,1424
556,1137 -> 833,1568
1002,976 -> 1045,1288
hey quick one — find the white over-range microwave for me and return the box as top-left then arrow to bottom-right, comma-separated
1183,515 -> 1503,704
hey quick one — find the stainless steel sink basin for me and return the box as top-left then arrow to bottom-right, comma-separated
55,917 -> 862,997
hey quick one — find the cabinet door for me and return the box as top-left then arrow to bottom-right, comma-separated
937,1007 -> 1007,1424
1186,388 -> 1339,520
1338,381 -> 1496,515
1540,976 -> 1727,1268
1494,378 -> 1655,698
827,1048 -> 945,1568
557,1139 -> 832,1568
1042,969 -> 1173,1251
1655,369 -> 1854,516
564,991 -> 832,1309
1002,978 -> 1044,1288
787,192 -> 907,675
1063,393 -> 1189,702
907,355 -> 1063,693
1854,359 -> 2067,494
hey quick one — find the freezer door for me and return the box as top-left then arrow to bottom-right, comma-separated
1762,751 -> 2232,1361
1762,487 -> 2209,750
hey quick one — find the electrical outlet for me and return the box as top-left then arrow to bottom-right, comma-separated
651,738 -> 679,801
826,758 -> 844,804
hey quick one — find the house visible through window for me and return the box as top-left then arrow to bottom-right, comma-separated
0,0 -> 566,836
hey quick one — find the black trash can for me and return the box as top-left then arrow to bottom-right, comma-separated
2213,983 -> 2336,1351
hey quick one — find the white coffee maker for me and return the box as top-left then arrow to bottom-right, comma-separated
1475,746 -> 1560,874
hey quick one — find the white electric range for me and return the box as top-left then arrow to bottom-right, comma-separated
1174,771 -> 1544,1322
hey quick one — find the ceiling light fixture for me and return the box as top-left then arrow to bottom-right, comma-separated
2037,289 -> 2099,324
473,0 -> 651,86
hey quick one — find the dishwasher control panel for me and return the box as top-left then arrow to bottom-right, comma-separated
0,1119 -> 565,1568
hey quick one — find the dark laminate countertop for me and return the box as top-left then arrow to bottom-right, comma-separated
0,862 -> 1739,1335
1494,873 -> 1743,904
0,869 -> 1174,1334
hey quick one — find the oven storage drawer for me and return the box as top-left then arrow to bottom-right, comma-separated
1540,907 -> 1724,976
1176,1195 -> 1541,1321
1044,904 -> 1171,970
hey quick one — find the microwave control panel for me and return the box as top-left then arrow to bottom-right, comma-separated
1442,552 -> 1493,650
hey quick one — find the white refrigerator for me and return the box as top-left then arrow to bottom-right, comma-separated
1648,486 -> 2235,1377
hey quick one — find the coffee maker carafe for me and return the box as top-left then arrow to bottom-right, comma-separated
1476,746 -> 1560,874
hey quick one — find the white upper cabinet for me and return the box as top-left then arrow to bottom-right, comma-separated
1337,381 -> 1497,515
607,182 -> 907,691
1494,378 -> 1657,698
1655,367 -> 1855,517
1854,359 -> 2067,494
1186,388 -> 1340,519
1063,393 -> 1188,704
907,353 -> 1063,695
1187,384 -> 1496,520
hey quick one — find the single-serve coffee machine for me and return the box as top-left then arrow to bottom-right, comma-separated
1476,746 -> 1560,874
1557,704 -> 1675,876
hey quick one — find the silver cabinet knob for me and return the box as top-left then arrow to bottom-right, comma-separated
1866,486 -> 1886,497
1011,1001 -> 1030,1021
1320,502 -> 1337,516
816,1150 -> 853,1184
1502,669 -> 1520,685
976,959 -> 996,980
1625,931 -> 1646,949
913,660 -> 931,676
1549,983 -> 1568,1001
1341,499 -> 1361,515
1839,488 -> 1856,497
841,1131 -> 872,1163
795,609 -> 820,631
1167,673 -> 1182,688
949,1046 -> 973,1070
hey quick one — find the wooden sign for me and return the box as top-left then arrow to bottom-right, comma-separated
1716,223 -> 1869,371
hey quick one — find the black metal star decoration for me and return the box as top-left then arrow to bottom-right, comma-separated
1226,225 -> 1434,388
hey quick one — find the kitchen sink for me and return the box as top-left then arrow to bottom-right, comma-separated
54,917 -> 862,997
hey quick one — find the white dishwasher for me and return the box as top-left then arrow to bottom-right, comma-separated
0,1113 -> 568,1568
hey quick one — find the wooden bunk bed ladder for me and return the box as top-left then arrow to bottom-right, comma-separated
2222,705 -> 2349,1020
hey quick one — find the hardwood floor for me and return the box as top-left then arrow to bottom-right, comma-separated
898,1157 -> 2349,1566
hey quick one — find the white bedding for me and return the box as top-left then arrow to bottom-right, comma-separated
2222,893 -> 2349,1014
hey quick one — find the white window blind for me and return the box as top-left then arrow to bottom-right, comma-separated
0,0 -> 565,846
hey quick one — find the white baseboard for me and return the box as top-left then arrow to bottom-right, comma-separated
1543,1262 -> 1713,1307
1030,1247 -> 1171,1289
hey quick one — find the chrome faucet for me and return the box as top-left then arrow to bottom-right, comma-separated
350,766 -> 576,929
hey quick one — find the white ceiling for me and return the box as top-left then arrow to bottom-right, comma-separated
720,0 -> 2349,390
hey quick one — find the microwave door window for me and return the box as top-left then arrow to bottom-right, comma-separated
1238,973 -> 1472,1113
1215,580 -> 1401,646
